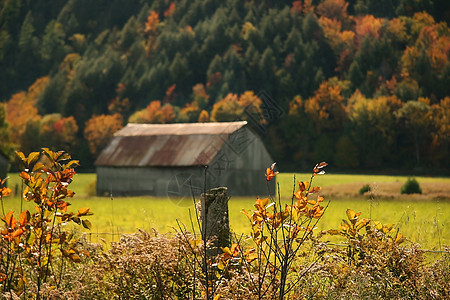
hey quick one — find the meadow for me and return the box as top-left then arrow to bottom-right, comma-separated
4,172 -> 449,250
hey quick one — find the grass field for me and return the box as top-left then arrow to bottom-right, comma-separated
3,172 -> 449,250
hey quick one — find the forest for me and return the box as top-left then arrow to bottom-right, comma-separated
0,0 -> 449,172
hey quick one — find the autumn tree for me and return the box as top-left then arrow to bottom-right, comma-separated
84,114 -> 123,157
128,100 -> 175,124
39,114 -> 79,151
192,83 -> 209,109
395,99 -> 433,167
6,77 -> 49,144
210,93 -> 242,122
143,10 -> 160,56
429,97 -> 449,167
210,91 -> 264,124
349,91 -> 403,168
316,0 -> 350,27
305,81 -> 347,134
0,103 -> 15,159
198,110 -> 210,122
284,95 -> 315,168
163,2 -> 176,18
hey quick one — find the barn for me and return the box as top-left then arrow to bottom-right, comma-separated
95,121 -> 275,197
0,151 -> 9,181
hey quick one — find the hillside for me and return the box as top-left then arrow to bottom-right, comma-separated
0,0 -> 449,172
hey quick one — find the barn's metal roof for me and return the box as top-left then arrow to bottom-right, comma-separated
95,121 -> 248,167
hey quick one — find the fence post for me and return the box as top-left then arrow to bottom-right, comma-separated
200,187 -> 230,256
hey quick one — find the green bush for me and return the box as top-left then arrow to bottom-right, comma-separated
85,179 -> 97,196
401,178 -> 422,194
359,184 -> 371,194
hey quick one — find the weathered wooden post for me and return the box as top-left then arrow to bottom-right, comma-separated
200,187 -> 230,256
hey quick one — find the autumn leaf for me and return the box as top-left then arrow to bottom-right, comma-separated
0,187 -> 12,197
19,211 -> 31,226
313,161 -> 328,175
4,211 -> 16,229
241,209 -> 252,219
82,220 -> 92,230
327,229 -> 341,235
395,233 -> 405,244
77,207 -> 90,217
265,162 -> 279,181
255,197 -> 270,211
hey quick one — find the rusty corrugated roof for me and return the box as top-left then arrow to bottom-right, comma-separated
95,121 -> 247,167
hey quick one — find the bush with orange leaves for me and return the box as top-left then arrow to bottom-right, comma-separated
219,162 -> 329,299
0,149 -> 92,299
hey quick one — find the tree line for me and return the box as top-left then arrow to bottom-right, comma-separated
0,0 -> 448,172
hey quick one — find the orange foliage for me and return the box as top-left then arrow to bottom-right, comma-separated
432,97 -> 450,148
193,83 -> 209,100
288,95 -> 304,117
128,101 -> 175,124
385,76 -> 398,95
164,84 -> 177,103
305,81 -> 346,132
303,0 -> 315,14
164,2 -> 176,18
319,16 -> 354,54
27,76 -> 51,100
144,11 -> 160,35
319,17 -> 342,50
161,104 -> 175,122
412,11 -> 435,32
108,97 -> 130,114
418,26 -> 450,72
401,17 -> 449,75
355,15 -> 383,39
84,114 -> 123,157
417,25 -> 439,48
6,77 -> 49,143
265,162 -> 278,181
53,116 -> 79,145
144,11 -> 160,56
239,91 -> 262,111
198,110 -> 210,122
317,0 -> 349,24
290,1 -> 303,14
37,114 -> 79,150
387,18 -> 407,42
340,30 -> 355,46
401,46 -> 421,75
428,35 -> 450,71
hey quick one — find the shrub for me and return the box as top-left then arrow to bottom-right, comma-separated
220,162 -> 329,299
400,177 -> 422,194
85,179 -> 97,196
0,149 -> 93,299
359,184 -> 371,194
76,230 -> 200,299
323,209 -> 430,299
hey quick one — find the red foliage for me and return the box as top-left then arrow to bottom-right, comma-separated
164,2 -> 176,18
